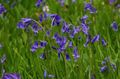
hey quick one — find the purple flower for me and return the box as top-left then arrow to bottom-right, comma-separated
46,30 -> 50,36
66,53 -> 70,61
81,23 -> 89,35
0,4 -> 6,15
73,47 -> 80,61
102,38 -> 107,46
30,41 -> 39,52
68,41 -> 73,48
109,0 -> 116,5
39,14 -> 43,23
1,54 -> 6,64
32,22 -> 39,33
81,15 -> 88,24
84,3 -> 97,13
111,21 -> 118,32
84,34 -> 91,47
40,41 -> 47,48
100,66 -> 108,72
91,34 -> 100,43
51,14 -> 61,26
2,73 -> 21,79
35,0 -> 43,7
61,22 -> 70,33
17,18 -> 32,29
44,70 -> 47,78
39,53 -> 45,59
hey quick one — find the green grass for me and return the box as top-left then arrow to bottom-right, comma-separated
0,0 -> 120,79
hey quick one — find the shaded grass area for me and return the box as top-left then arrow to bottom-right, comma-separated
0,0 -> 120,79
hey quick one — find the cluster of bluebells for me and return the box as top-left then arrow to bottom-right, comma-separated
16,1 -> 119,78
0,4 -> 6,15
100,57 -> 117,73
0,54 -> 21,79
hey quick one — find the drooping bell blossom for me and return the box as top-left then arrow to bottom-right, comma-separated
73,47 -> 80,61
81,15 -> 88,24
35,0 -> 43,7
0,4 -> 6,15
109,0 -> 116,5
2,73 -> 21,79
81,23 -> 89,35
65,53 -> 70,61
84,3 -> 97,13
100,66 -> 108,72
31,41 -> 39,52
61,22 -> 70,33
91,34 -> 100,43
84,34 -> 91,47
44,70 -> 47,78
17,18 -> 32,29
40,41 -> 47,48
32,22 -> 39,33
68,41 -> 73,48
50,14 -> 61,26
39,53 -> 45,59
111,21 -> 118,32
46,30 -> 50,36
101,38 -> 107,46
0,54 -> 6,64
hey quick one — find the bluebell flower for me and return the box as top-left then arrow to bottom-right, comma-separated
35,0 -> 43,7
1,54 -> 6,64
44,70 -> 47,78
40,41 -> 47,48
81,23 -> 89,35
51,14 -> 61,26
84,3 -> 97,13
66,53 -> 70,61
109,0 -> 116,5
73,47 -> 80,61
39,53 -> 45,59
46,30 -> 50,36
61,22 -> 70,33
100,66 -> 108,72
2,73 -> 21,79
102,38 -> 107,46
0,4 -> 6,15
39,14 -> 43,23
91,34 -> 100,43
30,41 -> 38,52
111,21 -> 118,32
68,41 -> 73,48
32,22 -> 39,33
0,43 -> 2,48
81,15 -> 88,24
84,34 -> 91,47
17,18 -> 32,29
